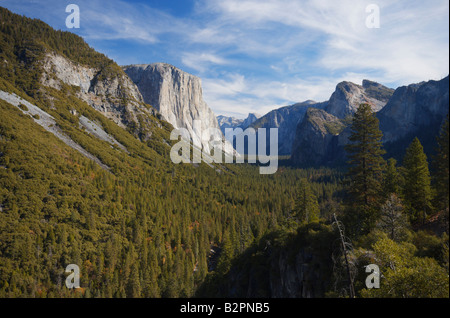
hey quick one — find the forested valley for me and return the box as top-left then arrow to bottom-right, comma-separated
0,7 -> 448,298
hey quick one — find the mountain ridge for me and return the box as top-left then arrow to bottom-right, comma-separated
290,76 -> 449,167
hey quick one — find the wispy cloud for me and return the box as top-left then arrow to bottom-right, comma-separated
202,72 -> 345,118
181,52 -> 231,73
1,0 -> 448,118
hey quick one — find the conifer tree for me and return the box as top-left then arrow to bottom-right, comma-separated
216,230 -> 234,275
344,103 -> 386,235
294,178 -> 320,224
403,137 -> 432,224
383,158 -> 401,198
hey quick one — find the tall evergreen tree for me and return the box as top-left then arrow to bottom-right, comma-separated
215,230 -> 234,275
383,158 -> 401,198
403,137 -> 432,224
344,103 -> 386,236
433,115 -> 449,211
294,178 -> 320,224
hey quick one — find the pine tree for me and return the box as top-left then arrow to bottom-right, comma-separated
433,115 -> 449,211
383,158 -> 401,198
215,230 -> 234,275
344,103 -> 386,236
294,178 -> 320,224
403,137 -> 432,224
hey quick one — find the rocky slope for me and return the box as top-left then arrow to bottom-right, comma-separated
326,80 -> 394,119
378,76 -> 449,142
123,63 -> 229,155
0,90 -> 111,170
41,52 -> 158,135
290,108 -> 347,167
249,100 -> 324,156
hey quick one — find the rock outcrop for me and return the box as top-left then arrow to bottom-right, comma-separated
197,223 -> 335,298
378,76 -> 449,143
123,63 -> 228,155
40,52 -> 159,136
326,80 -> 393,118
291,108 -> 347,167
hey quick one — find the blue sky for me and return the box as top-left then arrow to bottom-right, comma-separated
1,0 -> 449,118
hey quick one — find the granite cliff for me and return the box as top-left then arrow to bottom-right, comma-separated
123,63 -> 230,155
41,52 -> 158,134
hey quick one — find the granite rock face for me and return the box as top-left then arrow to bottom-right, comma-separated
378,76 -> 449,143
249,80 -> 393,157
326,80 -> 393,119
241,113 -> 261,130
40,52 -> 157,133
291,108 -> 347,167
123,63 -> 229,155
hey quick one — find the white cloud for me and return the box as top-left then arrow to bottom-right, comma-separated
79,0 -> 190,44
181,52 -> 231,73
202,73 -> 341,118
193,0 -> 448,116
3,0 -> 447,118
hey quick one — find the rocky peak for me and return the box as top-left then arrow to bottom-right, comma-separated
123,63 -> 229,155
326,80 -> 393,118
241,112 -> 261,129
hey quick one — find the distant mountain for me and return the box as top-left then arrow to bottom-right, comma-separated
217,115 -> 243,132
249,100 -> 324,155
241,79 -> 392,157
290,76 -> 449,167
217,113 -> 261,138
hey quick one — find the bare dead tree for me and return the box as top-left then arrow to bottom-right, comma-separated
332,213 -> 356,298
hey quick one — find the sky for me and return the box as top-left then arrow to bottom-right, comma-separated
1,0 -> 449,118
